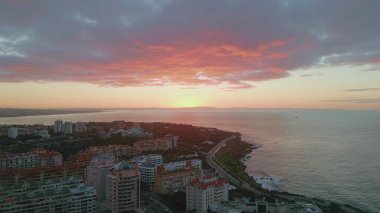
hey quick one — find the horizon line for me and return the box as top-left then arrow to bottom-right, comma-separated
0,106 -> 379,111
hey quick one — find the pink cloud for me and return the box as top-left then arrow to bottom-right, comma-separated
1,0 -> 379,90
1,39 -> 291,89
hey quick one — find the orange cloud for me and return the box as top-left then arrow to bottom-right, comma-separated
1,37 -> 291,89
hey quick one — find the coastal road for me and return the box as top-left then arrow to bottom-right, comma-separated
206,135 -> 266,196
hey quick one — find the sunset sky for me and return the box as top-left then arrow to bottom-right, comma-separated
0,0 -> 379,109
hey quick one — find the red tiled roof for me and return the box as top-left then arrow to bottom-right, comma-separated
190,177 -> 229,190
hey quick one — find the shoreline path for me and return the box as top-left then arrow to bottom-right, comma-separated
206,135 -> 267,196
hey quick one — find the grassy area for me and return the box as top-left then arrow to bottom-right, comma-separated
216,153 -> 264,192
215,138 -> 265,192
217,154 -> 250,182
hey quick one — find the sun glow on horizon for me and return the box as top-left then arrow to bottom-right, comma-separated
172,98 -> 203,108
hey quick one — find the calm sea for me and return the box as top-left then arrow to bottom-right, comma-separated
1,109 -> 379,212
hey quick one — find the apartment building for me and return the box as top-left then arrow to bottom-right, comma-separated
131,154 -> 163,166
163,159 -> 202,171
133,135 -> 178,151
0,163 -> 86,188
86,153 -> 116,202
0,149 -> 63,170
74,145 -> 140,165
186,175 -> 229,213
0,176 -> 96,213
154,160 -> 202,194
130,154 -> 163,188
106,161 -> 140,213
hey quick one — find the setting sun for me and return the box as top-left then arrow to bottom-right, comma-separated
172,98 -> 203,108
0,1 -> 380,212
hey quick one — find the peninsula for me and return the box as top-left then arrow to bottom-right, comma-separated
0,120 -> 369,213
0,108 -> 102,118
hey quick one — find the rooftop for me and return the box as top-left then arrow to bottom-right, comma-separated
190,176 -> 229,190
112,161 -> 137,170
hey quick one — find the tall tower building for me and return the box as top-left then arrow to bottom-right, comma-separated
106,161 -> 140,213
86,153 -> 116,202
54,119 -> 64,133
64,122 -> 73,134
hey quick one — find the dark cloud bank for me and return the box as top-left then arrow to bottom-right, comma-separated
0,0 -> 380,89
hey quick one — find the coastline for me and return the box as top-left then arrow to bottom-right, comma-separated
213,134 -> 369,213
0,108 -> 104,118
0,111 -> 376,212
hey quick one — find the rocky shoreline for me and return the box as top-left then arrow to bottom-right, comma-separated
215,134 -> 369,213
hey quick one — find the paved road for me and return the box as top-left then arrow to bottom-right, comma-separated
206,135 -> 266,196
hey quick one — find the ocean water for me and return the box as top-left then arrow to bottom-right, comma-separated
1,109 -> 379,212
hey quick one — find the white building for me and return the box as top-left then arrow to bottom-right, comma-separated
75,122 -> 88,133
0,149 -> 63,170
124,127 -> 146,137
164,159 -> 202,171
106,161 -> 140,213
7,127 -> 19,139
64,122 -> 73,134
214,200 -> 323,213
86,153 -> 116,202
68,184 -> 97,213
54,119 -> 64,133
130,154 -> 163,188
7,127 -> 31,139
131,157 -> 201,189
0,152 -> 38,169
0,176 -> 96,213
186,175 -> 229,213
133,135 -> 178,151
131,154 -> 163,166
138,164 -> 157,187
36,149 -> 63,167
38,129 -> 50,138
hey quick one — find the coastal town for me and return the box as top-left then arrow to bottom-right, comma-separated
0,120 -> 365,213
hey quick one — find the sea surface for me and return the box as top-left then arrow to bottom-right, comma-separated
1,109 -> 379,212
